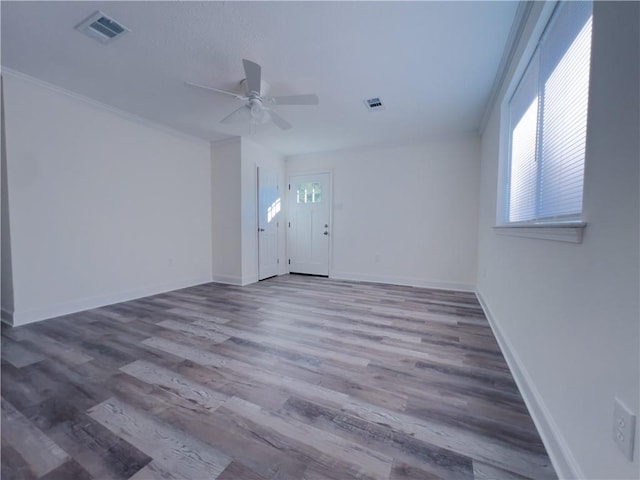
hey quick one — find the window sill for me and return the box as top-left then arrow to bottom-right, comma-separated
493,222 -> 586,243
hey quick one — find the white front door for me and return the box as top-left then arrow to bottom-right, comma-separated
258,167 -> 280,280
288,173 -> 330,276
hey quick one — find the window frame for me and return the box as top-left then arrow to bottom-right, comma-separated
495,0 -> 589,242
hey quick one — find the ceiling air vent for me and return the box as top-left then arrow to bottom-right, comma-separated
364,97 -> 385,112
75,11 -> 129,44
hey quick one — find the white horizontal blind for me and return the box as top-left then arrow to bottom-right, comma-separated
508,56 -> 539,222
539,4 -> 592,219
505,1 -> 592,224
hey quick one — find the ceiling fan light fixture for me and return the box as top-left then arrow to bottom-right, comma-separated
249,100 -> 271,124
251,108 -> 271,125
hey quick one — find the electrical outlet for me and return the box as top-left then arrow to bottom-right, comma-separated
613,398 -> 636,461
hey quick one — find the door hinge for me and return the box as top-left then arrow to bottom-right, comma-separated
288,259 -> 291,265
277,221 -> 279,228
288,184 -> 291,190
277,258 -> 280,264
288,222 -> 291,228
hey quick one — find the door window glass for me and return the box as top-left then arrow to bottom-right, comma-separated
296,182 -> 322,204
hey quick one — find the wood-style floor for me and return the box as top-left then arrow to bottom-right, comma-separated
1,275 -> 555,480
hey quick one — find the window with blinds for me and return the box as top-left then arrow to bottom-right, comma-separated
504,1 -> 592,224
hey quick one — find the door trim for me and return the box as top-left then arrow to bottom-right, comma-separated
286,170 -> 333,277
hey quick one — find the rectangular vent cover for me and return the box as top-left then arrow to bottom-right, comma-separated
76,11 -> 129,44
364,97 -> 385,111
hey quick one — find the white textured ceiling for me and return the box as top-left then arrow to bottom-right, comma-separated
1,1 -> 518,156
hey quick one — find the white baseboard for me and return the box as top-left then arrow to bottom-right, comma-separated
331,271 -> 475,293
211,274 -> 244,286
7,276 -> 213,327
475,287 -> 584,479
211,273 -> 260,286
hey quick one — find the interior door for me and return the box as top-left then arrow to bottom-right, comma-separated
288,173 -> 330,276
258,167 -> 280,280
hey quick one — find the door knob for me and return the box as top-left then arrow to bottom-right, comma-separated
258,228 -> 265,232
324,224 -> 328,228
323,231 -> 329,236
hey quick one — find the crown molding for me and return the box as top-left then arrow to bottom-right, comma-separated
0,67 -> 211,146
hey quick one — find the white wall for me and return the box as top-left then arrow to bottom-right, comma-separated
287,136 -> 480,291
211,137 -> 286,285
2,72 -> 213,325
476,3 -> 639,478
211,137 -> 242,284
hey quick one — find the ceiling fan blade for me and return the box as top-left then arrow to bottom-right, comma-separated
185,81 -> 246,100
267,109 -> 292,130
242,59 -> 262,95
268,94 -> 319,106
220,105 -> 251,125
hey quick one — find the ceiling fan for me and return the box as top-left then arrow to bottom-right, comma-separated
186,59 -> 319,131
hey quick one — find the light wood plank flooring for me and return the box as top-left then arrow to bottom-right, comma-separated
1,275 -> 556,479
